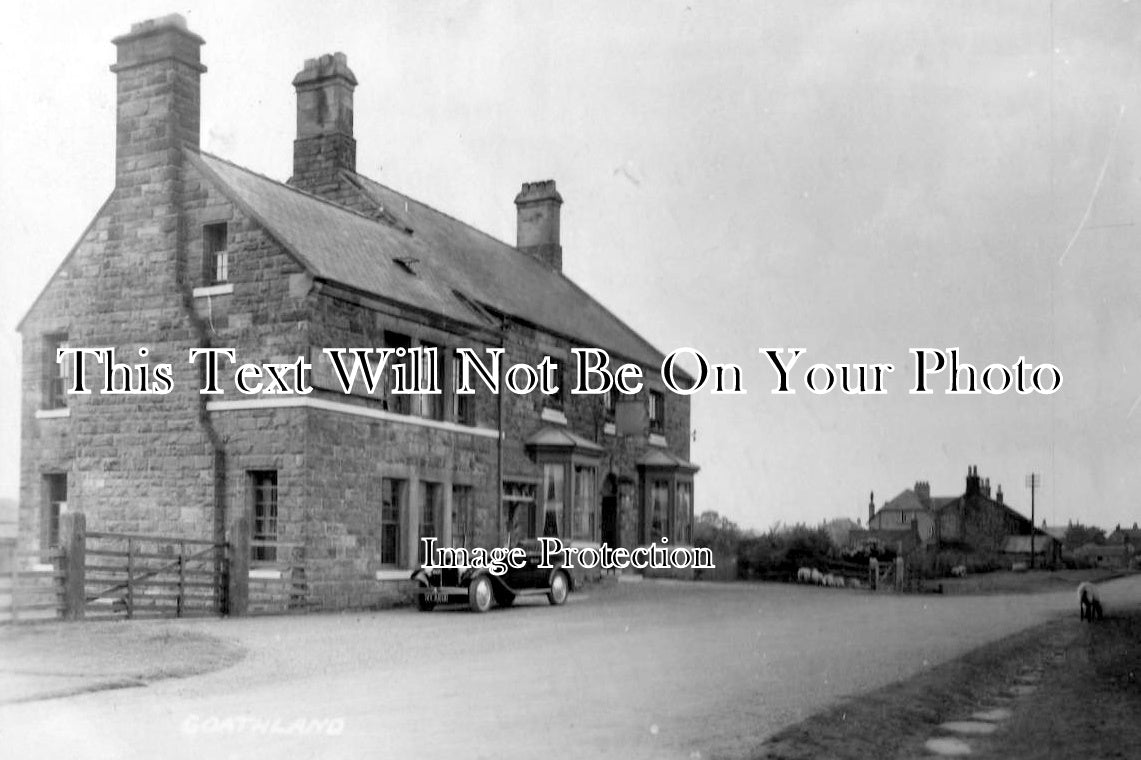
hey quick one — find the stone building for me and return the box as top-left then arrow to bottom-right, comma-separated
853,466 -> 1038,559
933,466 -> 1032,552
17,16 -> 698,609
864,480 -> 957,546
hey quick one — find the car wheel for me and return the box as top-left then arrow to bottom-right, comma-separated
547,570 -> 569,606
416,581 -> 436,612
469,575 -> 494,613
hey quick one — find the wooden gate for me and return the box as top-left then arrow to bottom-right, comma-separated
84,531 -> 228,620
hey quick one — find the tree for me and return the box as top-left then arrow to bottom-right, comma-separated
694,510 -> 742,554
1063,522 -> 1105,551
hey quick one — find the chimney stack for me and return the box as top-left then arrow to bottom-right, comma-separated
965,465 -> 981,496
110,15 -> 205,188
515,180 -> 563,270
996,484 -> 1004,504
914,480 -> 930,506
292,53 -> 358,186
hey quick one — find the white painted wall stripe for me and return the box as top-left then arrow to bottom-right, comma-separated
205,396 -> 501,439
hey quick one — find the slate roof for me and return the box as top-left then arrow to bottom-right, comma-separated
880,489 -> 926,512
936,492 -> 1033,529
189,150 -> 667,369
524,427 -> 604,454
635,448 -> 699,472
1108,526 -> 1141,544
874,489 -> 954,516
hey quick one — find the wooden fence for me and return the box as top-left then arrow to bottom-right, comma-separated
0,541 -> 62,622
868,556 -> 924,592
2,512 -> 313,623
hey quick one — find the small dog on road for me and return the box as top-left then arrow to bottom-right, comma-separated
1077,581 -> 1103,622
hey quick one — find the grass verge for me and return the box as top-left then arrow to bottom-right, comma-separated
0,621 -> 244,703
754,608 -> 1140,760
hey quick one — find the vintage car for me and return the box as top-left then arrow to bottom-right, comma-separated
410,539 -> 574,612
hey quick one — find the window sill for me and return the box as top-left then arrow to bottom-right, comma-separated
376,569 -> 410,582
193,283 -> 234,298
541,407 -> 568,425
249,568 -> 283,580
648,433 -> 668,448
35,408 -> 70,420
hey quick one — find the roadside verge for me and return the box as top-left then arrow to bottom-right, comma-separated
755,608 -> 1141,759
0,621 -> 244,705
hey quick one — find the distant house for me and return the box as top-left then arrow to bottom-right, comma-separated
865,481 -> 956,545
1107,523 -> 1141,548
853,466 -> 1040,562
934,466 -> 1035,553
1074,542 -> 1131,569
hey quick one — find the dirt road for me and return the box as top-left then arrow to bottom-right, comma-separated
2,576 -> 1139,760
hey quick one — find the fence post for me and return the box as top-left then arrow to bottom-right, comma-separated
227,515 -> 249,617
177,541 -> 186,618
895,556 -> 905,592
59,512 -> 86,620
126,538 -> 134,619
9,541 -> 19,622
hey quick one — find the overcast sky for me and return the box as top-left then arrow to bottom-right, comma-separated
2,1 -> 1140,533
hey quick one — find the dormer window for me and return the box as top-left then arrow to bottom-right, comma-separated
393,256 -> 419,275
204,222 -> 229,283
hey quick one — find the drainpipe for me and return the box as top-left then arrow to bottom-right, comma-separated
496,325 -> 508,544
174,158 -> 228,609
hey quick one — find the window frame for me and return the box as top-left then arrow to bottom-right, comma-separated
451,352 -> 474,425
648,390 -> 665,434
416,343 -> 444,421
380,477 -> 406,568
42,473 -> 67,549
383,331 -> 413,415
250,470 -> 278,563
541,463 -> 566,538
649,478 -> 671,542
43,333 -> 69,410
419,481 -> 442,565
203,222 -> 229,284
572,464 -> 598,542
676,480 -> 693,544
451,484 -> 472,549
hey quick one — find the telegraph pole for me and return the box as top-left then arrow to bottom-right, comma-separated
1026,473 -> 1041,569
